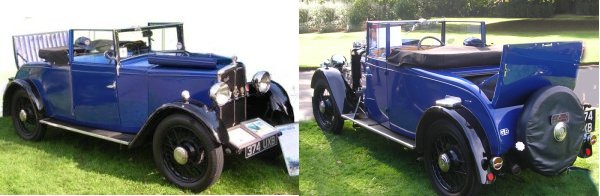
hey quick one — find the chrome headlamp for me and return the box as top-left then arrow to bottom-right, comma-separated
252,71 -> 271,93
209,82 -> 231,106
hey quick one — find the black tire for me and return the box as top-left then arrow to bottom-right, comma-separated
10,89 -> 46,141
424,119 -> 480,196
152,114 -> 224,193
312,79 -> 343,134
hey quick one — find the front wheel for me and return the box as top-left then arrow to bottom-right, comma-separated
153,114 -> 224,193
10,89 -> 46,141
312,80 -> 343,134
423,119 -> 480,196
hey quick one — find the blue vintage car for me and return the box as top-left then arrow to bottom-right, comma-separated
4,23 -> 294,192
311,20 -> 596,195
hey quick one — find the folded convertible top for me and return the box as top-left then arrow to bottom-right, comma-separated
387,45 -> 503,69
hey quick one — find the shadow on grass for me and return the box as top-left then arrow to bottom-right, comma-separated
300,120 -> 598,195
0,117 -> 297,194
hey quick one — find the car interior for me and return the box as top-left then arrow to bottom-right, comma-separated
383,36 -> 502,100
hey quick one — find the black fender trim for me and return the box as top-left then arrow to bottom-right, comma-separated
246,80 -> 295,125
311,67 -> 348,113
128,101 -> 224,148
416,106 -> 489,184
3,79 -> 44,116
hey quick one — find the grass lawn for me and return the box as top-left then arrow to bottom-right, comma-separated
300,113 -> 599,194
300,16 -> 599,68
0,117 -> 298,194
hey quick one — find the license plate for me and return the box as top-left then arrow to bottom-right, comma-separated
584,109 -> 596,133
244,135 -> 278,158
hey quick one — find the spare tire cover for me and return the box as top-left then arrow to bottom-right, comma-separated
517,85 -> 584,176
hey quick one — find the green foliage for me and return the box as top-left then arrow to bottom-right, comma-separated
300,0 -> 597,33
575,0 -> 599,15
300,3 -> 348,33
492,0 -> 556,18
299,6 -> 310,23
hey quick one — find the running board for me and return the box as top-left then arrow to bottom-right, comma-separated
39,118 -> 134,145
341,114 -> 416,149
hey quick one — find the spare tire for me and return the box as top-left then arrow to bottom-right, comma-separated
517,85 -> 585,176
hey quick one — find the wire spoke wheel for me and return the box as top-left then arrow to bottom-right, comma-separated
424,120 -> 480,195
429,135 -> 467,192
10,90 -> 45,141
14,97 -> 37,135
162,126 -> 208,183
153,114 -> 223,192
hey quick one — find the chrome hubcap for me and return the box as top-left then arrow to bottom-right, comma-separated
19,109 -> 27,122
173,146 -> 189,165
319,101 -> 326,113
438,153 -> 451,172
554,122 -> 567,142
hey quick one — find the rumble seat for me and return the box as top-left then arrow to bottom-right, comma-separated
387,45 -> 502,69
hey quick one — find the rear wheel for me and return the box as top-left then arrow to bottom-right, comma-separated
10,89 -> 46,141
424,119 -> 480,196
153,114 -> 224,192
312,80 -> 343,134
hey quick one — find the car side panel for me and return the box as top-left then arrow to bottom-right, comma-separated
71,62 -> 120,130
147,67 -> 218,117
116,66 -> 150,133
381,66 -> 507,155
41,66 -> 73,119
387,66 -> 418,138
364,57 -> 390,126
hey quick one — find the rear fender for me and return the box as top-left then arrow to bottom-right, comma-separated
129,101 -> 224,148
416,106 -> 489,184
311,68 -> 348,113
3,79 -> 44,116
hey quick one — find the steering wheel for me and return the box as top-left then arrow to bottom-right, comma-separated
418,36 -> 444,50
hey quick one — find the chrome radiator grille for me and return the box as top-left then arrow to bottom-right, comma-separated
217,64 -> 247,127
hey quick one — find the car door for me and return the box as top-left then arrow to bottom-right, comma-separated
363,24 -> 390,127
70,30 -> 121,130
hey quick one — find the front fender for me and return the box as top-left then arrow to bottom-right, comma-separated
3,79 -> 44,116
129,101 -> 224,148
247,80 -> 294,125
416,106 -> 490,184
310,67 -> 347,113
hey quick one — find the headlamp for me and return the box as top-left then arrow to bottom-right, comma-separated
209,82 -> 231,106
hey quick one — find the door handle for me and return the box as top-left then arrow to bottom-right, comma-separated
106,81 -> 116,89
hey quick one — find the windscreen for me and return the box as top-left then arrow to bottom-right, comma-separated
117,27 -> 180,59
367,20 -> 485,58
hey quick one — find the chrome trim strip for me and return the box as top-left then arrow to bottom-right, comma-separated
217,64 -> 237,81
341,115 -> 415,149
39,119 -> 130,145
